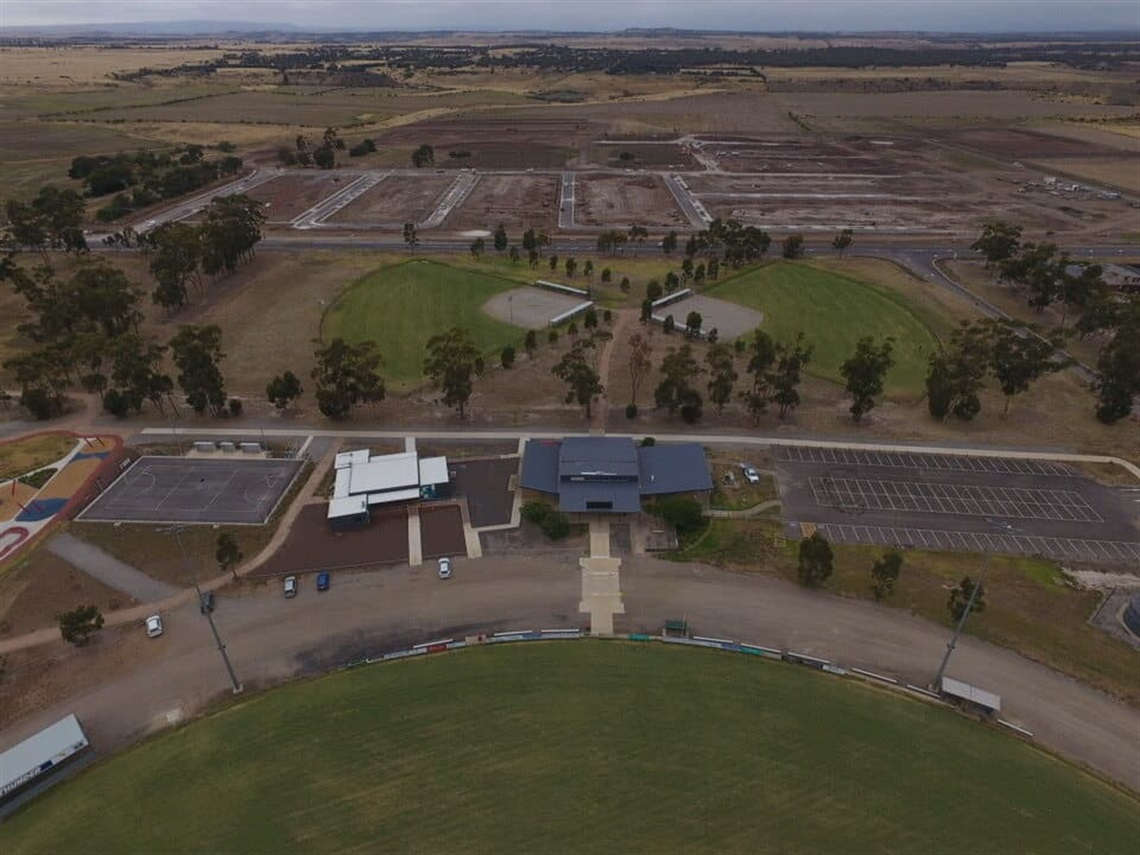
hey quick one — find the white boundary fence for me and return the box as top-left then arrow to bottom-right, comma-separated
549,300 -> 595,326
535,279 -> 589,297
340,628 -> 1032,743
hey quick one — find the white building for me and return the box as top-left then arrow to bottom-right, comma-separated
327,449 -> 450,529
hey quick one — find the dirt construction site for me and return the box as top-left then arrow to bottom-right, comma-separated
160,128 -> 1136,241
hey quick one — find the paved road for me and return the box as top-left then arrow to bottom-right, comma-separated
47,533 -> 179,603
2,555 -> 1137,792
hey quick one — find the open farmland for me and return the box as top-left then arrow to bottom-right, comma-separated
322,259 -> 521,384
447,173 -> 561,233
4,643 -> 1135,855
576,174 -> 688,227
708,261 -> 939,395
77,90 -> 399,128
327,173 -> 452,226
589,141 -> 698,169
1033,158 -> 1140,195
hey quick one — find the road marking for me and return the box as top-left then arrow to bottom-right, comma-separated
814,524 -> 1139,564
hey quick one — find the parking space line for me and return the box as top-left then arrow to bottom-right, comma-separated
805,523 -> 1136,564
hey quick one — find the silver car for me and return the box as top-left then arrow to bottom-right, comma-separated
438,557 -> 452,580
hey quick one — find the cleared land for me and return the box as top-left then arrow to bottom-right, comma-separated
707,261 -> 939,395
3,643 -> 1135,854
328,173 -> 452,225
322,260 -> 521,384
576,174 -> 689,227
245,173 -> 353,223
447,173 -> 560,234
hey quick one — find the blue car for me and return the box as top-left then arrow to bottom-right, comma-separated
316,572 -> 330,592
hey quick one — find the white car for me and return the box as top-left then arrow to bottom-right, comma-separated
284,576 -> 298,598
145,614 -> 163,638
437,557 -> 452,580
740,464 -> 761,484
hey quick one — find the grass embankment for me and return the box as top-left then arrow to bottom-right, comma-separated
673,519 -> 1140,706
707,261 -> 940,396
323,259 -> 522,385
4,643 -> 1136,854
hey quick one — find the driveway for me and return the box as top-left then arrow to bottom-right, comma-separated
2,554 -> 1137,793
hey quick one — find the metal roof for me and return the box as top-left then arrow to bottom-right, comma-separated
1,715 -> 89,798
334,449 -> 370,470
559,436 -> 639,480
558,479 -> 641,514
327,495 -> 368,520
418,456 -> 449,487
348,452 -> 420,495
519,440 -> 561,493
520,438 -> 712,512
366,487 -> 421,506
941,676 -> 1002,711
639,444 -> 714,495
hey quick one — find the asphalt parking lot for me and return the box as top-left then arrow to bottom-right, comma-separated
449,458 -> 517,528
774,446 -> 1139,563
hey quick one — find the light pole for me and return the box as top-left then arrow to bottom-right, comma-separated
933,559 -> 988,690
157,524 -> 243,694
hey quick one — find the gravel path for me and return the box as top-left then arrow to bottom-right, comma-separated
47,533 -> 179,604
2,555 -> 1137,792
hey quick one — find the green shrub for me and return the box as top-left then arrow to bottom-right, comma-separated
541,512 -> 571,540
625,403 -> 638,419
521,501 -> 551,526
18,468 -> 57,489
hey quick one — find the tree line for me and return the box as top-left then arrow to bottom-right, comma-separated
122,41 -> 1139,84
67,144 -> 243,223
2,195 -> 265,420
970,221 -> 1138,423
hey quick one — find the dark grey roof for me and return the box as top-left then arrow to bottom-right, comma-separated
519,440 -> 560,494
558,480 -> 641,514
519,438 -> 711,513
638,444 -> 713,495
559,436 -> 638,480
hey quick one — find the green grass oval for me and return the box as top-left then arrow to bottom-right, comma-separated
5,643 -> 1135,855
708,261 -> 940,395
323,259 -> 521,384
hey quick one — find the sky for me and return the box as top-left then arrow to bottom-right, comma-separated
1,0 -> 1138,33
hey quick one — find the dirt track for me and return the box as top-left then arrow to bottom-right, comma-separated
1,555 -> 1137,792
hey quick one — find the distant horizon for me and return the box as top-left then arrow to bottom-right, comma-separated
3,21 -> 1140,36
2,1 -> 1138,35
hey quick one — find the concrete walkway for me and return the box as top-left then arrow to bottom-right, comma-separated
47,533 -> 179,604
579,519 -> 624,635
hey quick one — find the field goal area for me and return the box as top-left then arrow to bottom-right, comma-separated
77,457 -> 304,525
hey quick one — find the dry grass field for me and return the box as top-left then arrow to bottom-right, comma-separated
0,545 -> 137,638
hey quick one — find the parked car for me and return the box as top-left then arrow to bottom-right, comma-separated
284,576 -> 297,598
740,464 -> 761,484
145,614 -> 163,638
438,556 -> 452,580
199,591 -> 215,614
316,571 -> 331,592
